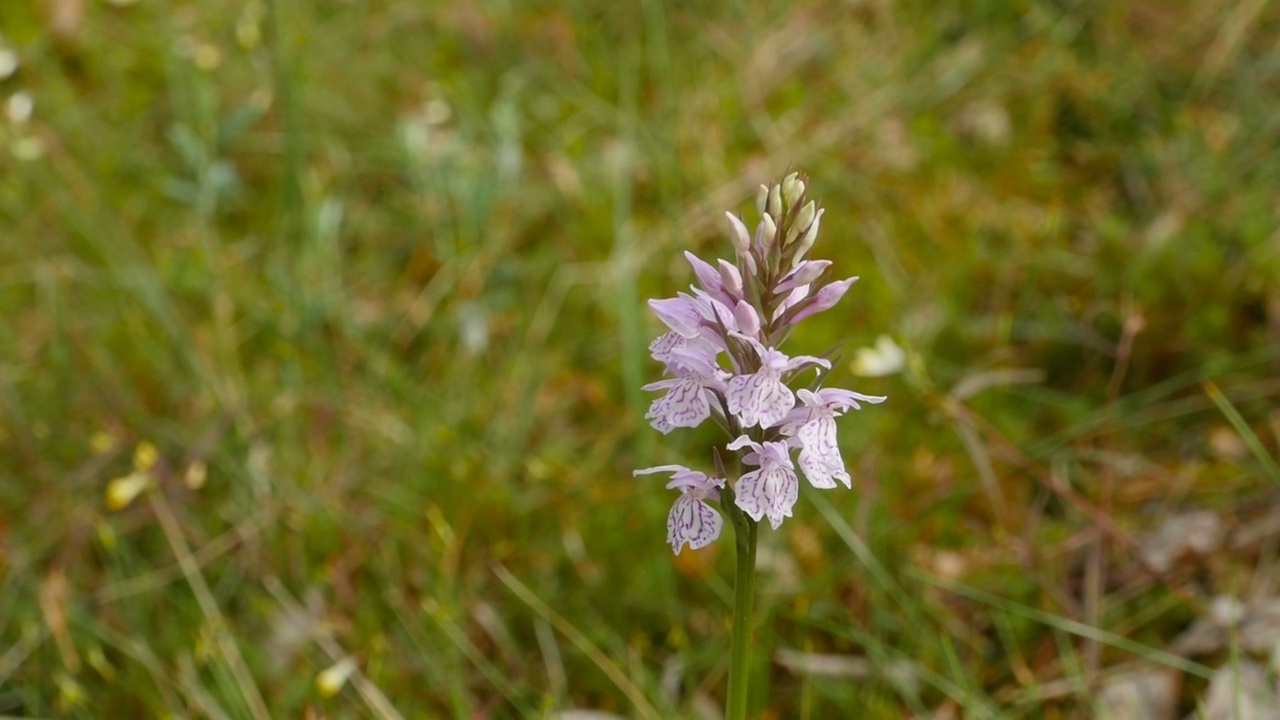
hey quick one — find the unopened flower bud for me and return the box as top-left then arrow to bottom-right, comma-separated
791,276 -> 858,323
756,185 -> 769,217
767,183 -> 782,220
684,251 -> 724,298
717,259 -> 743,297
775,259 -> 831,294
757,214 -> 777,252
785,200 -> 817,246
725,212 -> 749,253
781,172 -> 804,210
725,212 -> 756,275
790,208 -> 823,267
733,300 -> 761,338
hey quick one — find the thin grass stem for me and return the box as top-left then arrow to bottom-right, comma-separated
149,492 -> 271,720
1205,380 -> 1280,488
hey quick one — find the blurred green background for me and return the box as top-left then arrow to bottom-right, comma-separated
2,0 -> 1279,717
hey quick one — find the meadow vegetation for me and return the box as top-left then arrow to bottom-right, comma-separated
1,0 -> 1279,717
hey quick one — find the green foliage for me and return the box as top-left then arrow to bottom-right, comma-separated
2,0 -> 1278,717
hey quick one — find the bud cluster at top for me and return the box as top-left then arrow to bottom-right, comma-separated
634,173 -> 886,554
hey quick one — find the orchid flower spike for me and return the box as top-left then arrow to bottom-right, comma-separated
633,172 -> 886,550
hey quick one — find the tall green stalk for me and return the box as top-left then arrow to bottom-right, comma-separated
724,489 -> 759,720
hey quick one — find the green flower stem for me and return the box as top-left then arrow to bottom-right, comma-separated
723,488 -> 759,720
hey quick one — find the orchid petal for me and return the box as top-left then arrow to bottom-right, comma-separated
772,285 -> 811,321
725,212 -> 756,275
733,300 -> 761,339
645,378 -> 712,433
790,277 -> 859,323
648,331 -> 683,363
812,387 -> 887,411
726,372 -> 795,429
634,464 -> 690,477
667,493 -> 723,554
648,296 -> 703,337
784,354 -> 832,373
775,260 -> 831,295
684,251 -> 730,305
734,466 -> 798,529
717,260 -> 743,297
797,415 -> 849,488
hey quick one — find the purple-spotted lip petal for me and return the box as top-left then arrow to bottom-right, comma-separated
733,464 -> 799,529
668,493 -> 723,554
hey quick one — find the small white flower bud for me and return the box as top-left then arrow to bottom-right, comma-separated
757,214 -> 777,252
797,199 -> 816,230
781,172 -> 798,195
755,184 -> 769,217
785,200 -> 816,246
733,300 -> 761,338
790,275 -> 858,323
781,172 -> 804,210
767,183 -> 782,220
725,212 -> 756,275
790,208 -> 823,267
717,259 -> 743,297
725,212 -> 750,255
779,259 -> 831,291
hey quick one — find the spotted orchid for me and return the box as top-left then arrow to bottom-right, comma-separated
633,172 -> 886,554
726,436 -> 800,529
633,465 -> 726,554
783,388 -> 887,488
